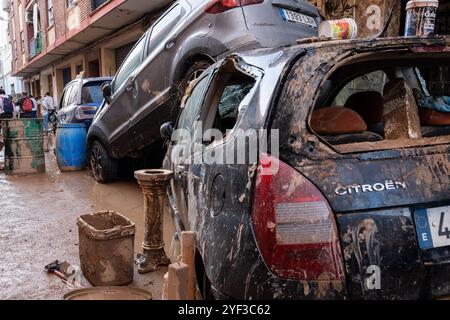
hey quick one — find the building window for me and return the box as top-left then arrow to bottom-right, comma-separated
92,0 -> 109,11
47,0 -> 54,26
26,3 -> 42,59
20,31 -> 25,52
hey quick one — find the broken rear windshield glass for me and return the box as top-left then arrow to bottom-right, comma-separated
311,54 -> 450,153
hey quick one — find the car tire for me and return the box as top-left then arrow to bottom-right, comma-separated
89,140 -> 118,183
178,60 -> 212,98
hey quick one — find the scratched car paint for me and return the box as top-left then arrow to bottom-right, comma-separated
163,36 -> 450,300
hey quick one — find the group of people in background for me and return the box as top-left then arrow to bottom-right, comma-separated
0,88 -> 55,131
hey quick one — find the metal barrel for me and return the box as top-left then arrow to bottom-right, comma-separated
0,119 -> 46,175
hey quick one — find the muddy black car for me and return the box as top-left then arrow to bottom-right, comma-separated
162,36 -> 450,299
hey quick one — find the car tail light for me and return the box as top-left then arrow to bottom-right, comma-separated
205,0 -> 264,14
75,106 -> 97,120
252,154 -> 345,281
241,0 -> 264,5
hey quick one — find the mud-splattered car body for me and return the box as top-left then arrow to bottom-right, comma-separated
164,36 -> 450,299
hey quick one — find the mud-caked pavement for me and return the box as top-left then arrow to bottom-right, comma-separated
0,149 -> 175,300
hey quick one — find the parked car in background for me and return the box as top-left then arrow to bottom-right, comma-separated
162,36 -> 450,300
58,77 -> 112,129
88,0 -> 322,183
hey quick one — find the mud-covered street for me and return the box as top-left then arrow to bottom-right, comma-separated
0,152 -> 173,300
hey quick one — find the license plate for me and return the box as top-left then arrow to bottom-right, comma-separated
415,206 -> 450,250
279,8 -> 317,28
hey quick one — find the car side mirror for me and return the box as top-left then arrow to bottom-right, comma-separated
101,82 -> 112,104
160,122 -> 174,140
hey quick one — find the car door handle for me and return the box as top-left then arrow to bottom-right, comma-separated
165,35 -> 178,50
126,77 -> 135,92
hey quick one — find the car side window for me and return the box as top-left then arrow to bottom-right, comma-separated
148,4 -> 184,53
68,83 -> 80,105
61,84 -> 73,108
200,70 -> 256,141
177,75 -> 210,132
113,36 -> 146,94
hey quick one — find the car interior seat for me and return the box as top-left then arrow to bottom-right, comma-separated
345,91 -> 384,135
310,106 -> 383,145
419,108 -> 450,137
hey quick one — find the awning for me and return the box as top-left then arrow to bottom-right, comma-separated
14,0 -> 172,77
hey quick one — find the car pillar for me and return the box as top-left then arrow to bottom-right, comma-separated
134,169 -> 174,274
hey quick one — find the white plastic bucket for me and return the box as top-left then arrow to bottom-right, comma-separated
319,18 -> 358,40
404,0 -> 439,36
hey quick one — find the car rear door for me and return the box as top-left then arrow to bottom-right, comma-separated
100,35 -> 147,157
166,70 -> 213,229
58,81 -> 79,124
241,0 -> 321,47
128,1 -> 190,153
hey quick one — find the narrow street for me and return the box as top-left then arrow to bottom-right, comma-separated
2,0 -> 450,305
0,151 -> 173,299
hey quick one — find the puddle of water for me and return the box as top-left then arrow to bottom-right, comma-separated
0,152 -> 173,299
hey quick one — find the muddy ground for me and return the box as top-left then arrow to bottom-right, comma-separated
0,148 -> 175,300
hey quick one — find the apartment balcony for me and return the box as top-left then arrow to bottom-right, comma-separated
29,32 -> 42,59
14,0 -> 173,77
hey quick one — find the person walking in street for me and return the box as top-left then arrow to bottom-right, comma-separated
0,89 -> 15,119
13,95 -> 21,118
17,93 -> 33,118
36,95 -> 42,118
40,94 -> 49,132
29,95 -> 38,118
42,92 -> 55,131
41,92 -> 55,131
42,92 -> 55,112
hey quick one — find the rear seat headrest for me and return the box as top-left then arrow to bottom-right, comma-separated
310,106 -> 367,135
345,91 -> 384,125
419,108 -> 450,126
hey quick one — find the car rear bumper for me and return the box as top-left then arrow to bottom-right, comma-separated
337,207 -> 450,300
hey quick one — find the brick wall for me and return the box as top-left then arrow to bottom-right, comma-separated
11,0 -> 22,71
53,0 -> 66,39
37,0 -> 47,53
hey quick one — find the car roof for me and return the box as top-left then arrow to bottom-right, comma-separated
80,77 -> 113,84
66,77 -> 113,87
233,36 -> 450,69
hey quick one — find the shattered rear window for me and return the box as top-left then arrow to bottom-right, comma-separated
309,53 -> 450,153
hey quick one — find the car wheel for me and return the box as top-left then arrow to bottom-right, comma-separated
179,60 -> 212,98
89,140 -> 118,183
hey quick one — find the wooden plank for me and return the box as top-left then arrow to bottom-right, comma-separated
181,231 -> 196,300
167,262 -> 189,300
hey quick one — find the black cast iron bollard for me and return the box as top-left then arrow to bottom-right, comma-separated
135,169 -> 173,274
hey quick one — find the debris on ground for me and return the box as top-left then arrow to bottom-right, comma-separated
44,260 -> 84,289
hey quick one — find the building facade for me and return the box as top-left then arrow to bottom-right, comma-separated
0,9 -> 22,96
3,0 -> 171,102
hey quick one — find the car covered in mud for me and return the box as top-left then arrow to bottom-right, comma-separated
162,36 -> 450,299
87,0 -> 322,183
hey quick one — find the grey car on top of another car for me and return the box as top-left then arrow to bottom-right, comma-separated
88,0 -> 322,183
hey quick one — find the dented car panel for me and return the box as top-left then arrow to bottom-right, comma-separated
166,36 -> 450,300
